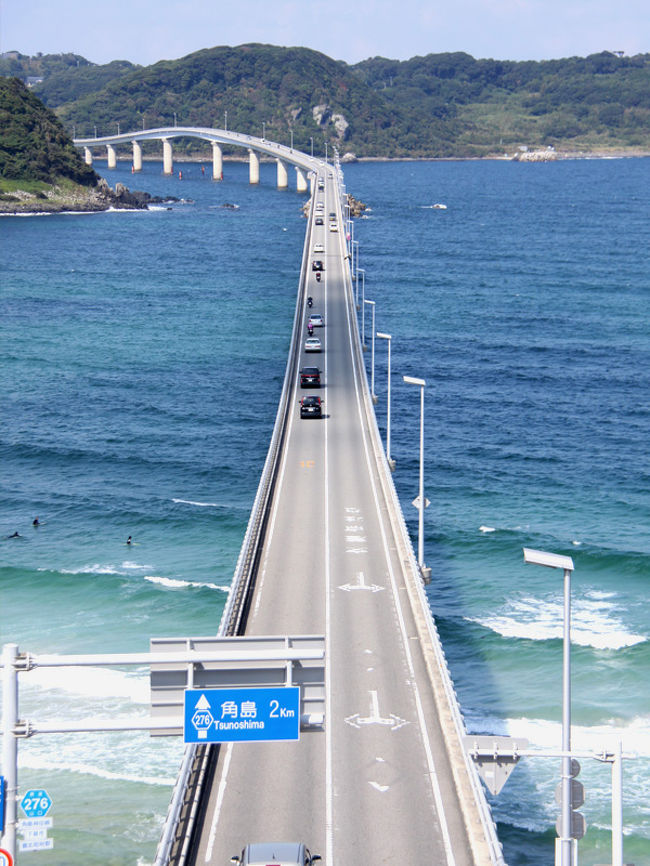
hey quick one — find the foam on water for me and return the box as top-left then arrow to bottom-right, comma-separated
22,665 -> 150,702
144,575 -> 229,591
466,592 -> 647,650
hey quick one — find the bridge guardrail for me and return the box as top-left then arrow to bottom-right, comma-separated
154,174 -> 316,866
334,161 -> 505,866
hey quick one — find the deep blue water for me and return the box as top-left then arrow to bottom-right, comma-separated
1,156 -> 648,865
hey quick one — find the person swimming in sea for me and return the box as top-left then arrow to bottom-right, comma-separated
33,517 -> 40,526
126,536 -> 132,545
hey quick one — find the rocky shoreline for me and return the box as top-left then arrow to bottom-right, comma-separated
0,178 -> 177,215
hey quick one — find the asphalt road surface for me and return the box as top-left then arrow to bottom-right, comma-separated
193,177 -> 475,866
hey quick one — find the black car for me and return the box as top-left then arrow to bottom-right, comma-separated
300,395 -> 323,418
300,367 -> 321,387
312,260 -> 324,271
315,216 -> 324,225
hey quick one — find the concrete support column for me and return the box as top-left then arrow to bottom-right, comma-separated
132,140 -> 142,172
276,159 -> 288,189
106,144 -> 117,169
162,138 -> 173,175
249,149 -> 260,185
212,142 -> 223,180
84,147 -> 93,166
296,167 -> 308,193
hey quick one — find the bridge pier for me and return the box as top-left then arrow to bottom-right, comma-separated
296,167 -> 308,193
106,144 -> 116,170
162,138 -> 173,176
249,149 -> 260,185
212,142 -> 223,180
84,147 -> 93,166
132,140 -> 142,172
276,159 -> 288,189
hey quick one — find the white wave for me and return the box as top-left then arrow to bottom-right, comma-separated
172,498 -> 221,507
467,592 -> 646,650
22,666 -> 149,703
19,751 -> 175,786
465,711 -> 650,757
59,563 -> 122,575
122,560 -> 154,571
144,575 -> 229,592
479,525 -> 496,533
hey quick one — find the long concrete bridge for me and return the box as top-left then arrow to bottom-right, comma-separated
73,126 -> 319,190
128,146 -> 506,866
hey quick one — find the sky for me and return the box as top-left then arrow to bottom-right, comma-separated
1,0 -> 648,67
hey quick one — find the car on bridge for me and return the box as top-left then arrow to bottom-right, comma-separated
308,313 -> 324,328
304,336 -> 322,353
300,366 -> 321,387
300,395 -> 323,418
312,260 -> 324,271
329,222 -> 338,232
315,216 -> 324,226
231,842 -> 321,866
313,242 -> 324,254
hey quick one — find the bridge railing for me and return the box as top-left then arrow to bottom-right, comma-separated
153,170 -> 317,866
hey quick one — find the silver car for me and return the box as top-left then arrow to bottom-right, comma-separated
231,842 -> 321,866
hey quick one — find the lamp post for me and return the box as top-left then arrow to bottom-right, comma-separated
364,300 -> 376,400
117,121 -> 120,135
262,121 -> 266,140
173,112 -> 177,127
403,376 -> 428,575
523,547 -> 576,866
94,125 -> 97,138
352,240 -> 359,282
310,136 -> 313,157
224,110 -> 228,131
356,268 -> 365,312
325,141 -> 328,163
290,129 -> 294,151
361,273 -> 367,347
377,333 -> 394,469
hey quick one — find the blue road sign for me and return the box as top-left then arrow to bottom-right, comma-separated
184,687 -> 300,744
20,789 -> 52,818
0,776 -> 5,833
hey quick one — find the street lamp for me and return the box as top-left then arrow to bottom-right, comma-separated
262,121 -> 266,140
352,240 -> 359,282
94,125 -> 97,138
325,141 -> 328,162
377,333 -> 394,469
310,136 -> 313,157
364,300 -> 376,400
174,112 -> 177,127
523,547 -> 576,866
224,110 -> 228,131
117,121 -> 120,135
290,129 -> 294,151
356,268 -> 365,312
403,376 -> 428,577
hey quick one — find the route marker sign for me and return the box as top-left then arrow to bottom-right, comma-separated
0,847 -> 14,866
20,789 -> 52,818
183,687 -> 300,744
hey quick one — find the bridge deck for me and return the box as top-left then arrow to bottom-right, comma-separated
182,172 -> 494,866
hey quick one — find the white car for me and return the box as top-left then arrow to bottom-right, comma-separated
308,313 -> 324,328
304,336 -> 322,352
313,243 -> 324,254
232,843 -> 321,866
329,222 -> 338,232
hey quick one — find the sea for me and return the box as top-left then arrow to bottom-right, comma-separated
1,155 -> 648,866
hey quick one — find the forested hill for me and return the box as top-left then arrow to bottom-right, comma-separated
0,76 -> 97,184
2,45 -> 649,157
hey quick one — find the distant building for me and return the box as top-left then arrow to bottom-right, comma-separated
26,76 -> 44,87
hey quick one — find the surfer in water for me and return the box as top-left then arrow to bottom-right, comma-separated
126,536 -> 132,545
33,517 -> 40,526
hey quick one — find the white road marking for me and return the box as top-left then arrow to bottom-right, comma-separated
324,224 -> 334,866
204,741 -> 233,862
369,781 -> 389,793
338,571 -> 384,593
344,689 -> 409,730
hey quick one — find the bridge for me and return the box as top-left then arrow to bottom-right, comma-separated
108,142 -> 505,866
73,126 -> 320,190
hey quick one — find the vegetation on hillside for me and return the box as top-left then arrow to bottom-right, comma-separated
2,45 -> 649,157
0,76 -> 98,184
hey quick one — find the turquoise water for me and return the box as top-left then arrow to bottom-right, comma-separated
1,156 -> 649,865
